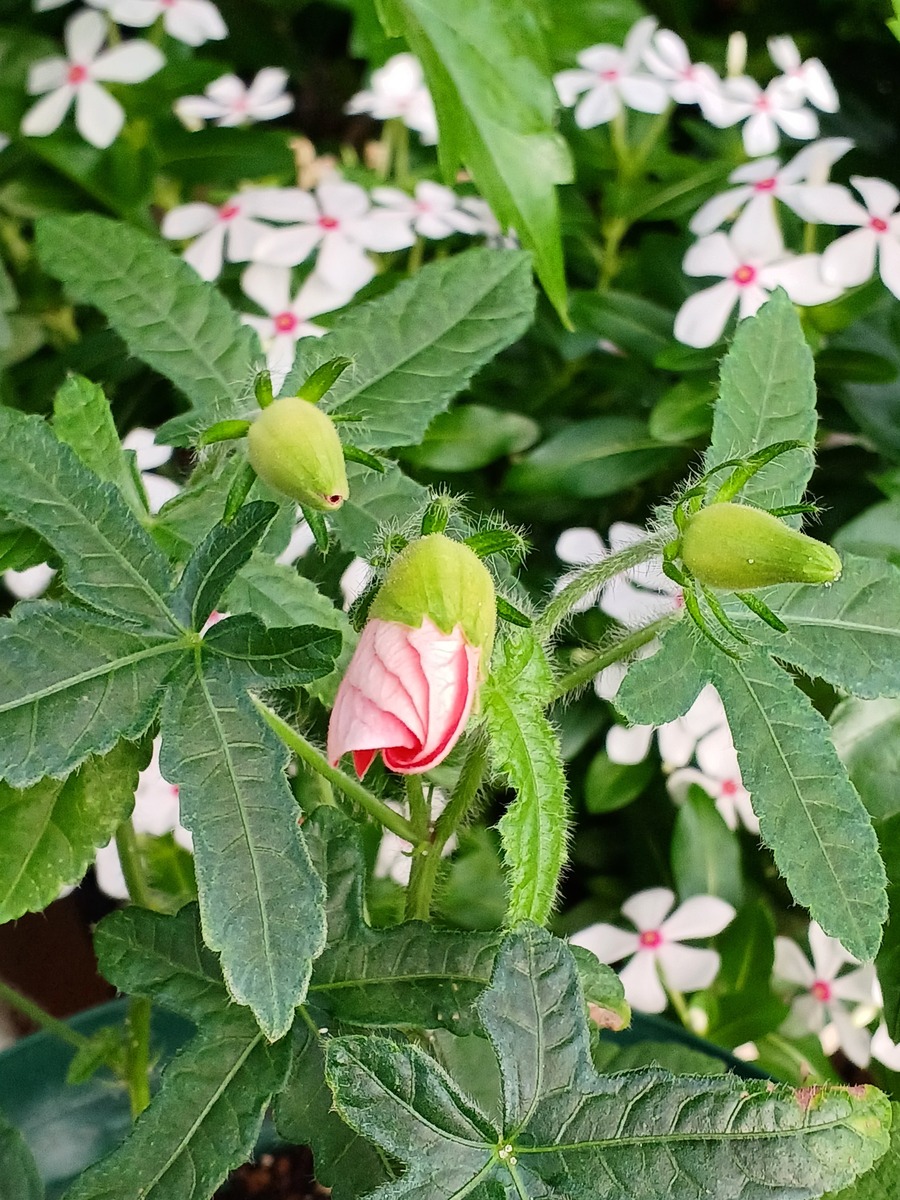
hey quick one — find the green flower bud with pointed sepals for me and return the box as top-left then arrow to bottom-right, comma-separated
247,396 -> 348,511
369,533 -> 496,670
681,502 -> 842,590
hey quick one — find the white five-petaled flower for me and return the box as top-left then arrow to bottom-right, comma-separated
371,181 -> 480,240
3,425 -> 177,602
668,722 -> 758,833
711,76 -> 818,157
21,10 -> 164,150
346,53 -> 438,145
572,887 -> 735,1014
774,923 -> 876,1068
606,682 -> 726,770
554,17 -> 669,129
820,176 -> 900,302
675,205 -> 843,348
768,35 -> 838,113
94,738 -> 192,900
161,187 -> 312,282
641,28 -> 723,117
103,0 -> 226,46
252,181 -> 415,293
175,69 -> 293,129
689,138 -> 854,236
240,264 -> 352,393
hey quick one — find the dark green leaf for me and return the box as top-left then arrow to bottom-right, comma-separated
52,374 -> 145,513
875,816 -> 900,1041
0,1110 -> 43,1200
571,290 -> 673,362
63,1011 -> 290,1200
0,408 -> 174,628
583,750 -> 654,814
0,741 -> 147,922
504,416 -> 675,498
169,501 -> 277,629
400,404 -> 539,472
36,214 -> 261,429
703,645 -> 887,962
705,290 -> 816,518
614,619 -> 706,728
379,1 -> 571,320
160,657 -> 326,1039
203,613 -> 342,687
832,697 -> 900,821
649,378 -> 716,444
671,786 -> 743,908
326,925 -> 891,1199
0,604 -> 182,788
484,629 -> 569,923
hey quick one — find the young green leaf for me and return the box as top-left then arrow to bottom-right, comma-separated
378,0 -> 572,322
94,903 -> 230,1024
0,605 -> 184,788
0,741 -> 147,922
614,618 -> 707,728
326,925 -> 891,1199
702,644 -> 887,962
62,1010 -> 290,1200
35,214 -> 260,433
275,1021 -> 392,1200
0,408 -> 175,628
52,374 -> 146,514
705,289 -> 816,518
0,1111 -> 43,1200
484,628 -> 569,924
159,657 -> 329,1040
168,501 -> 278,630
304,807 -> 498,1031
202,614 -> 342,687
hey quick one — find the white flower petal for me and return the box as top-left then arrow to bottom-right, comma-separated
780,183 -> 867,226
767,35 -> 800,73
556,526 -> 604,565
662,895 -> 735,941
574,85 -> 620,129
316,235 -> 375,292
851,175 -> 900,219
821,226 -> 878,287
872,1024 -> 900,1070
554,68 -> 595,106
4,563 -> 55,600
829,1003 -> 872,1068
161,202 -> 218,239
877,235 -> 900,301
809,921 -> 855,980
206,73 -> 245,105
165,0 -> 227,46
658,942 -> 721,992
674,279 -> 738,348
94,842 -> 129,900
28,58 -> 69,95
780,137 -> 853,186
348,212 -> 416,253
252,224 -> 322,267
622,886 -> 675,932
142,473 -> 180,514
742,111 -> 780,158
762,253 -> 843,306
774,105 -> 818,143
802,60 -> 839,113
731,198 -> 784,263
65,9 -> 107,63
21,86 -> 75,137
774,936 -> 816,988
619,75 -> 670,115
92,41 -> 164,83
182,224 -> 227,281
831,964 -> 878,1005
319,181 -> 369,221
242,187 -> 316,223
122,426 -> 172,470
619,949 -> 667,1013
683,232 -> 736,278
108,0 -> 160,27
247,66 -> 289,104
606,722 -> 654,764
569,922 -> 640,964
240,262 -> 291,314
74,81 -> 123,148
689,187 -> 751,236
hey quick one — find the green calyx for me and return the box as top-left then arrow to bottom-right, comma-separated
247,396 -> 348,511
681,503 -> 842,590
369,534 -> 497,663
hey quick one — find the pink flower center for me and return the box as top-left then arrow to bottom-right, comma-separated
732,264 -> 757,286
682,65 -> 697,80
415,201 -> 432,213
599,69 -> 620,82
318,215 -> 340,230
721,779 -> 739,796
161,0 -> 176,7
754,177 -> 777,192
811,979 -> 832,1003
273,311 -> 299,334
639,929 -> 663,950
754,95 -> 771,112
870,216 -> 889,233
219,203 -> 240,222
68,64 -> 89,86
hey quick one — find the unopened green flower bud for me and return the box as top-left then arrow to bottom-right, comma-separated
247,396 -> 348,511
369,533 -> 496,667
681,503 -> 842,590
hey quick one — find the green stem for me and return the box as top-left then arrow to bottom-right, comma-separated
407,236 -> 425,274
251,697 -> 417,842
630,105 -> 673,175
115,820 -> 158,912
0,978 -> 94,1053
387,117 -> 411,187
550,613 -> 681,702
609,109 -> 631,176
124,996 -> 152,1120
406,774 -> 430,839
599,216 -> 628,290
535,532 -> 671,639
665,982 -> 692,1029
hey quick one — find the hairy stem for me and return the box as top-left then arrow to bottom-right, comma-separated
124,996 -> 152,1120
0,977 -> 95,1053
115,819 -> 160,912
550,612 -> 682,702
252,697 -> 417,842
536,532 -> 670,639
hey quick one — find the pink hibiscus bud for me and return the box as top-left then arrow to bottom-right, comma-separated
327,534 -> 496,777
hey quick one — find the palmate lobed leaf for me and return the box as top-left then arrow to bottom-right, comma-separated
484,628 -> 569,925
0,740 -> 148,922
326,926 -> 891,1200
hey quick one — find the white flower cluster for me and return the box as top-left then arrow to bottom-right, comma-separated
774,922 -> 900,1071
161,178 -> 497,390
556,523 -> 756,833
22,3 -> 292,149
572,886 -> 736,1014
345,53 -> 438,146
554,21 -> 834,157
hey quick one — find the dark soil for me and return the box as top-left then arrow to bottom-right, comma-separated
215,1147 -> 330,1200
